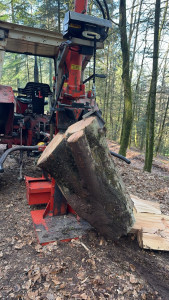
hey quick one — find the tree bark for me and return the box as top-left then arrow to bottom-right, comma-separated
38,117 -> 135,240
57,0 -> 61,33
144,0 -> 161,172
156,97 -> 169,155
119,0 -> 132,157
34,56 -> 39,83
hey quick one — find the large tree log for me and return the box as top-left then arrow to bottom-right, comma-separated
38,116 -> 135,240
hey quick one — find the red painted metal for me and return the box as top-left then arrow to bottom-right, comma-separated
62,46 -> 85,99
43,178 -> 67,218
0,85 -> 14,104
25,176 -> 51,205
0,85 -> 14,136
31,206 -> 90,245
0,114 -> 49,147
16,101 -> 28,114
74,0 -> 88,13
25,0 -> 93,244
60,0 -> 89,102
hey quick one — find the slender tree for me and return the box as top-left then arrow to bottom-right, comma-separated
58,0 -> 61,33
156,97 -> 169,155
119,0 -> 132,157
34,56 -> 39,83
144,0 -> 161,172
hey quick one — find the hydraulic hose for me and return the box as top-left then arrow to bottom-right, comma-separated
95,0 -> 106,19
94,0 -> 110,33
0,146 -> 39,173
110,150 -> 131,164
103,0 -> 110,20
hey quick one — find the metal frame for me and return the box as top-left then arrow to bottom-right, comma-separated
0,21 -> 65,58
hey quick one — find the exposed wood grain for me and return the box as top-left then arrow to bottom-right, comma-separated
131,195 -> 169,251
131,194 -> 161,214
137,231 -> 169,251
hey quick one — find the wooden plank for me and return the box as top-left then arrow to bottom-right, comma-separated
131,212 -> 169,234
130,197 -> 169,250
137,231 -> 169,251
131,194 -> 161,214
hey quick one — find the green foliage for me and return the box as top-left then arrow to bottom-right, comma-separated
0,1 -> 8,20
1,0 -> 169,160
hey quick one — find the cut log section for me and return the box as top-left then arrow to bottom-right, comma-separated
137,231 -> 169,251
38,116 -> 135,240
130,196 -> 169,251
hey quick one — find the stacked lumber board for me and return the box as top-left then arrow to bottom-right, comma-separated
130,195 -> 169,251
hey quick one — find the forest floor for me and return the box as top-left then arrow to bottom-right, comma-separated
0,142 -> 169,300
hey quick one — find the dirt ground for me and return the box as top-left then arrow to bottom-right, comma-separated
0,142 -> 169,300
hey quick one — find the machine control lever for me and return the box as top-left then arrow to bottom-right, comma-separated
83,74 -> 107,84
49,75 -> 67,123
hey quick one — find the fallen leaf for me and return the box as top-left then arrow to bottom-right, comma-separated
81,277 -> 88,284
72,294 -> 81,298
129,275 -> 138,284
130,264 -> 136,272
23,279 -> 32,290
35,245 -> 42,253
43,282 -> 50,291
92,275 -> 104,285
59,283 -> 66,289
77,271 -> 86,280
46,293 -> 55,300
14,243 -> 24,250
33,273 -> 41,284
52,279 -> 61,285
27,290 -> 38,299
80,293 -> 88,299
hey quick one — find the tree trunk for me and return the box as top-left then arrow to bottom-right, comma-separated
119,0 -> 132,157
49,59 -> 52,89
144,0 -> 161,172
0,43 -> 6,80
103,47 -> 109,120
26,55 -> 30,82
58,0 -> 61,33
130,0 -> 143,80
38,117 -> 135,240
39,57 -> 42,83
156,97 -> 169,155
34,56 -> 39,83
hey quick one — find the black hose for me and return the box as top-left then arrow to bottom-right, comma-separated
0,146 -> 39,173
94,0 -> 110,34
49,74 -> 67,124
103,0 -> 110,20
110,150 -> 131,164
95,0 -> 106,19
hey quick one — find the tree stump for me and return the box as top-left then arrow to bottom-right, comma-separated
38,116 -> 135,240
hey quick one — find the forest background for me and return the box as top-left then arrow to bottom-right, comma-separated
0,0 -> 169,171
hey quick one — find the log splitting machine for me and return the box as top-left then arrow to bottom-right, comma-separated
0,0 -> 130,244
25,0 -> 114,244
